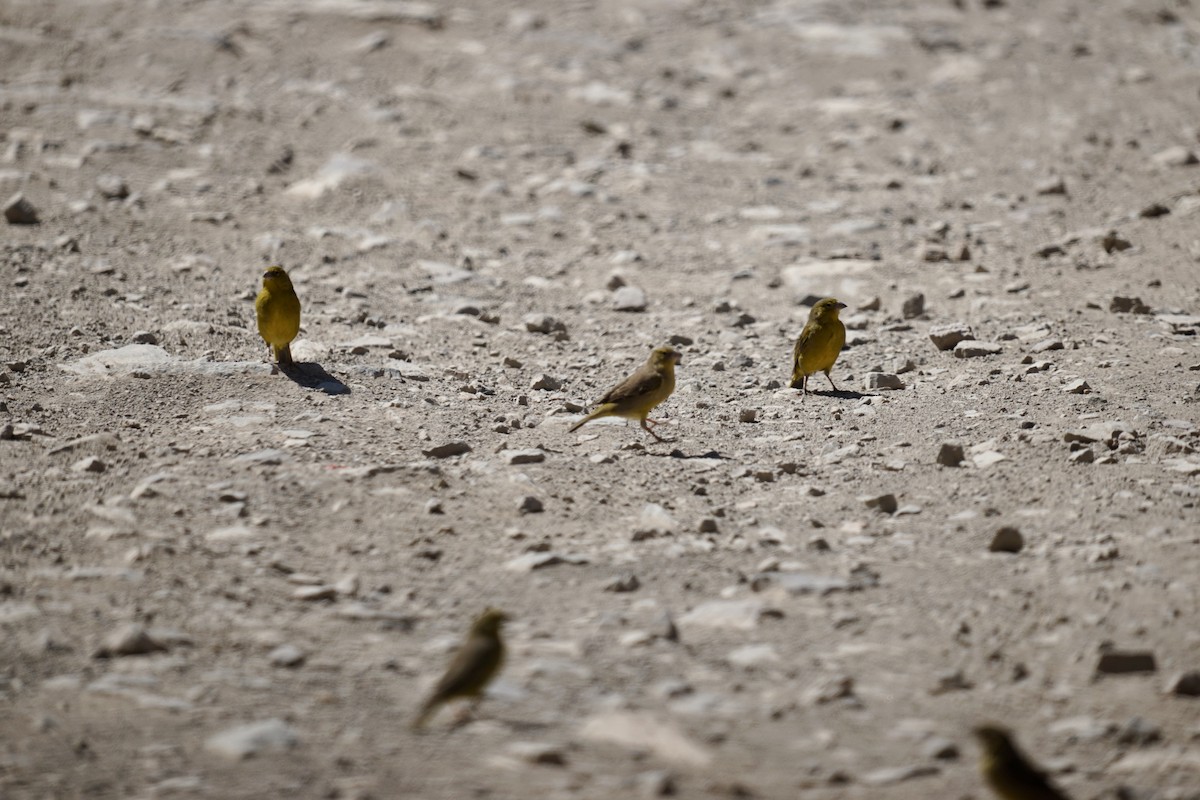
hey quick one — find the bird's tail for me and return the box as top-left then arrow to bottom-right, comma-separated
276,343 -> 294,367
569,407 -> 607,433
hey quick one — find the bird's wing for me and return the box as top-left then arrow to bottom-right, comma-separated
597,364 -> 663,406
430,636 -> 502,699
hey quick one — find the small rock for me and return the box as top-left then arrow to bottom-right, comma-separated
1165,670 -> 1200,697
989,526 -> 1024,553
921,736 -> 960,761
864,372 -> 904,390
936,443 -> 964,467
698,517 -> 719,534
523,313 -> 568,337
3,192 -> 39,224
953,341 -> 1002,358
72,457 -> 107,474
424,498 -> 444,514
268,644 -> 306,668
95,624 -> 168,658
422,441 -> 471,458
928,323 -> 974,351
900,293 -> 925,319
603,574 -> 640,593
518,495 -> 544,514
1096,649 -> 1157,676
726,643 -> 780,669
1116,717 -> 1162,746
679,599 -> 768,631
130,330 -> 158,345
292,585 -> 337,602
1110,296 -> 1151,314
504,449 -> 546,465
96,173 -> 130,199
1063,379 -> 1091,394
530,373 -> 562,391
861,493 -> 898,514
613,285 -> 648,312
1150,145 -> 1198,168
1031,338 -> 1064,353
803,674 -> 856,705
505,741 -> 568,767
1069,447 -> 1095,464
634,503 -> 678,539
1036,177 -> 1068,195
738,409 -> 758,423
1139,202 -> 1170,219
205,719 -> 299,760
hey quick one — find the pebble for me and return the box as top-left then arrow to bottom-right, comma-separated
861,765 -> 939,786
421,441 -> 471,458
864,372 -> 904,390
518,495 -> 544,514
738,409 -> 758,423
900,293 -> 925,319
679,599 -> 769,630
936,442 -> 965,467
96,173 -> 130,199
603,574 -> 640,592
579,711 -> 711,768
504,449 -> 545,465
1116,717 -> 1162,746
953,341 -> 1002,358
530,373 -> 562,391
1150,145 -> 1198,168
612,285 -> 648,312
634,503 -> 678,539
1110,296 -> 1151,314
3,192 -> 39,224
268,644 -> 306,668
94,624 -> 168,658
1031,338 -> 1064,352
1165,670 -> 1200,697
928,323 -> 974,351
505,741 -> 568,767
922,737 -> 960,761
523,313 -> 568,337
131,330 -> 158,345
71,456 -> 107,473
1063,379 -> 1091,394
1069,447 -> 1095,464
1096,648 -> 1157,676
292,585 -> 337,601
989,526 -> 1024,553
726,643 -> 780,669
205,719 -> 299,760
1036,177 -> 1068,195
861,493 -> 898,514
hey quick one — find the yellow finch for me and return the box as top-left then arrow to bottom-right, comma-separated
254,265 -> 301,367
789,297 -> 846,397
413,608 -> 509,729
570,345 -> 681,442
973,725 -> 1071,800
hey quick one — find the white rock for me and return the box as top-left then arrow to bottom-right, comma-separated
205,719 -> 299,759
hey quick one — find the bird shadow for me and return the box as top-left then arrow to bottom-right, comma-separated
666,448 -> 730,460
279,361 -> 351,395
808,389 -> 869,401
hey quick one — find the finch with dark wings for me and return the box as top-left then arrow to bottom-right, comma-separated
412,609 -> 509,729
790,297 -> 846,398
570,345 -> 681,442
973,725 -> 1072,800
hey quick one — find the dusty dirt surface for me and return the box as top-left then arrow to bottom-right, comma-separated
3,0 -> 1200,798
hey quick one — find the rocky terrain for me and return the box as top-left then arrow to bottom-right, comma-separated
3,0 -> 1200,797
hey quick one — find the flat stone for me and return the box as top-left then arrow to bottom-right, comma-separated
726,643 -> 780,669
1096,649 -> 1157,676
1166,670 -> 1200,697
1063,379 -> 1091,394
504,449 -> 546,465
421,441 -> 471,458
612,285 -> 648,312
861,493 -> 898,514
505,741 -> 568,766
579,711 -> 711,768
518,495 -> 544,514
523,313 -> 567,335
861,765 -> 940,786
292,585 -> 337,601
503,552 -> 589,572
864,372 -> 904,390
953,340 -> 1002,358
3,192 -> 39,224
751,571 -> 864,595
94,624 -> 168,658
530,373 -> 561,391
678,599 -> 769,630
928,323 -> 974,351
268,644 -> 306,668
1110,296 -> 1151,314
205,719 -> 299,760
1150,145 -> 1198,168
72,457 -> 107,473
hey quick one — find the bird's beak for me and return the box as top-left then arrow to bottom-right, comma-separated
672,352 -> 682,364
836,302 -> 847,310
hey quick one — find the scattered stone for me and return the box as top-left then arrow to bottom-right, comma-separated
96,173 -> 130,199
94,624 -> 168,658
71,456 -> 107,474
861,765 -> 940,786
930,670 -> 974,695
1096,648 -> 1157,676
613,286 -> 648,312
130,330 -> 158,345
922,736 -> 960,761
633,503 -> 678,539
505,741 -> 568,767
1110,296 -> 1151,314
1100,232 -> 1132,253
1069,447 -> 1095,464
698,517 -> 719,534
1063,379 -> 1091,394
530,373 -> 562,391
518,495 -> 544,514
1116,717 -> 1162,746
953,340 -> 1002,358
292,585 -> 337,602
579,711 -> 712,768
936,442 -> 965,467
901,293 -> 925,319
679,599 -> 769,631
3,192 -> 39,224
928,323 -> 974,351
1036,177 -> 1068,195
1139,202 -> 1170,219
603,574 -> 640,593
864,372 -> 904,390
268,644 -> 306,668
523,313 -> 568,337
989,526 -> 1024,553
504,449 -> 545,465
424,498 -> 444,514
861,493 -> 898,514
738,409 -> 758,423
1166,670 -> 1200,697
421,441 -> 471,458
205,719 -> 299,760
1031,338 -> 1064,353
803,674 -> 856,705
726,643 -> 780,669
1150,145 -> 1198,168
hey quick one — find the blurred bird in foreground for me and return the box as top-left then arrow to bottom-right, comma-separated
412,608 -> 509,730
973,724 -> 1072,800
255,265 -> 301,368
789,297 -> 847,398
570,345 -> 681,442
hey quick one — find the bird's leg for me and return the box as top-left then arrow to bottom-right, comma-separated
801,374 -> 808,400
645,418 -> 662,426
825,371 -> 838,391
640,418 -> 666,442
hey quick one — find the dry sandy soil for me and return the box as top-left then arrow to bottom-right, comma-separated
3,0 -> 1200,798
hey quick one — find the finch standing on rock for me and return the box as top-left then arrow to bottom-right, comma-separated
790,297 -> 846,398
973,725 -> 1072,800
570,345 -> 681,442
413,608 -> 509,730
255,265 -> 301,368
